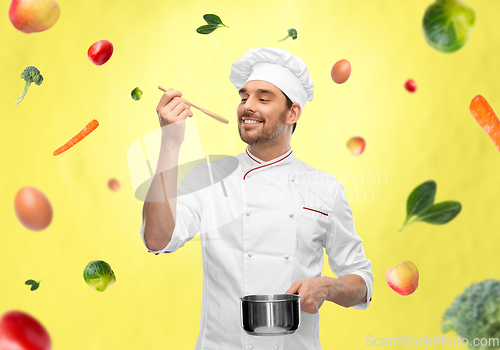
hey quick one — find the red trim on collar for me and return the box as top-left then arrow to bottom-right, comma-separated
246,148 -> 261,164
243,149 -> 293,180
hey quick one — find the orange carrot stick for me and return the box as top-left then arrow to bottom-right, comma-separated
53,119 -> 99,156
469,95 -> 500,152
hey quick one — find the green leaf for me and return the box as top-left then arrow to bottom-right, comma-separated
30,283 -> 40,291
413,201 -> 462,225
405,180 -> 436,221
25,279 -> 36,285
196,25 -> 219,35
203,14 -> 223,26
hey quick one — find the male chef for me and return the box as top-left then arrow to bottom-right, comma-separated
141,47 -> 373,350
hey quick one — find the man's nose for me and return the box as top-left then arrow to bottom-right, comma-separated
243,96 -> 257,113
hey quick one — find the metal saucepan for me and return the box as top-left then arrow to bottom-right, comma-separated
240,294 -> 301,336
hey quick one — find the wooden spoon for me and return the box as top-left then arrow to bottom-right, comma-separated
158,86 -> 229,124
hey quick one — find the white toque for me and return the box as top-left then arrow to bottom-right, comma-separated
229,47 -> 314,111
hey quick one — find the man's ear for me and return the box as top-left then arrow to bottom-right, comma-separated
288,103 -> 301,125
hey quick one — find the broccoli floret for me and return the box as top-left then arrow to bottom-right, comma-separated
442,279 -> 500,349
278,28 -> 297,42
15,66 -> 43,106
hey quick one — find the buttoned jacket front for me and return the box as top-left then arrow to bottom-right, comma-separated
140,147 -> 374,350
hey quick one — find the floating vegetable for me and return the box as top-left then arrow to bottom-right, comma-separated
25,279 -> 41,291
131,87 -> 142,101
108,178 -> 120,191
0,310 -> 51,350
443,280 -> 500,347
88,40 -> 114,66
53,119 -> 99,156
399,180 -> 461,231
405,79 -> 417,93
278,28 -> 297,42
469,95 -> 500,152
422,0 -> 475,53
83,260 -> 116,292
15,66 -> 43,105
196,14 -> 229,34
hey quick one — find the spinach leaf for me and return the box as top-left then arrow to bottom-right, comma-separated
197,14 -> 229,35
406,180 -> 436,219
412,201 -> 462,225
204,14 -> 224,26
399,180 -> 461,231
25,279 -> 41,291
196,25 -> 219,35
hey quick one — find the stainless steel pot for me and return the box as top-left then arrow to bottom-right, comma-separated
240,294 -> 301,336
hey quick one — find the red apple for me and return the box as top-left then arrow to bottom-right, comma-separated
346,136 -> 366,156
9,0 -> 60,33
385,260 -> 419,296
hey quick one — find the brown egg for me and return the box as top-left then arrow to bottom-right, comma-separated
331,59 -> 351,84
108,178 -> 120,191
14,186 -> 53,231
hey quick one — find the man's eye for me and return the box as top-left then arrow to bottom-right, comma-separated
241,99 -> 247,102
260,99 -> 269,102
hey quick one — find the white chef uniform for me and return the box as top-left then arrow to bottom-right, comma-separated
140,146 -> 374,350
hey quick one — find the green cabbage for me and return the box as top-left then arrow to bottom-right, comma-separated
422,0 -> 475,53
83,260 -> 116,292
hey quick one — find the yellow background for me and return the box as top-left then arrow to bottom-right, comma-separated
1,0 -> 499,349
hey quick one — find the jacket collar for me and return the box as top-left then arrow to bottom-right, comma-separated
241,146 -> 294,180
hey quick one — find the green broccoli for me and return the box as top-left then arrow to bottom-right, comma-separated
278,28 -> 297,42
442,279 -> 500,349
15,66 -> 43,106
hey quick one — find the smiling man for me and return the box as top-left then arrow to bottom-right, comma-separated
142,47 -> 373,350
237,82 -> 295,146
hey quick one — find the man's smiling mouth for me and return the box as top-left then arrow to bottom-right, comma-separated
242,117 -> 264,125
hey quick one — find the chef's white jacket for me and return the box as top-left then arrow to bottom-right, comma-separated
140,147 -> 373,350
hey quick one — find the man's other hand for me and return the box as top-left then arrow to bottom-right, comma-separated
285,277 -> 332,314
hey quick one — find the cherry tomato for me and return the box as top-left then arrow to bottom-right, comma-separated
405,79 -> 417,93
87,40 -> 114,66
0,311 -> 51,350
108,178 -> 120,191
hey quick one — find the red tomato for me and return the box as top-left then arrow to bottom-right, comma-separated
405,79 -> 417,93
87,40 -> 114,66
0,311 -> 51,350
108,178 -> 120,191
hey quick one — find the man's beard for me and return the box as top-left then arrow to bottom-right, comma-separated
238,109 -> 287,145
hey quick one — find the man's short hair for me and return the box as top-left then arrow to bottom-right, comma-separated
283,92 -> 296,135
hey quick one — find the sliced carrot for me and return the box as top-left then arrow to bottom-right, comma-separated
53,119 -> 99,156
469,95 -> 500,152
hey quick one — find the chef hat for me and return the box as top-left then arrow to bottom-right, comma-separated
229,47 -> 314,111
